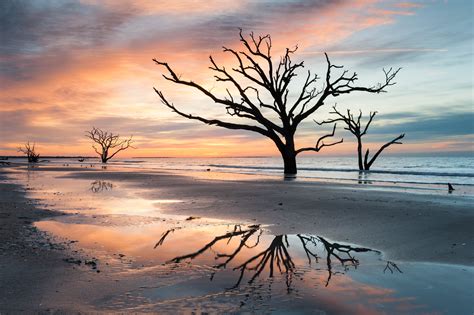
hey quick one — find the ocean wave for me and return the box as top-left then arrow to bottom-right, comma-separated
207,164 -> 474,178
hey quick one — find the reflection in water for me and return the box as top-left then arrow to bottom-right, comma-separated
383,261 -> 402,274
90,180 -> 114,193
156,224 -> 401,290
33,218 -> 473,314
283,174 -> 297,181
358,171 -> 373,184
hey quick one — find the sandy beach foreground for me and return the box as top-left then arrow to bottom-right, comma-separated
0,164 -> 473,313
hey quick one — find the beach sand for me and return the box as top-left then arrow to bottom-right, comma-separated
0,165 -> 473,312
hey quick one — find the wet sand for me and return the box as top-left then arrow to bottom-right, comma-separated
0,173 -> 72,311
0,165 -> 473,313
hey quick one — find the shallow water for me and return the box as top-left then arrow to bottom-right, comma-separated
7,155 -> 474,187
33,219 -> 474,314
5,166 -> 474,314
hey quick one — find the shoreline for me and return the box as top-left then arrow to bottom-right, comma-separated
5,158 -> 474,192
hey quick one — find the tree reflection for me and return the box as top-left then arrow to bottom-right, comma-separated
154,225 -> 401,289
90,180 -> 114,193
357,171 -> 373,184
297,234 -> 373,286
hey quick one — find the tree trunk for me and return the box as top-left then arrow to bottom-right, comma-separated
282,152 -> 297,175
363,149 -> 371,171
279,134 -> 298,175
101,149 -> 108,163
357,138 -> 364,171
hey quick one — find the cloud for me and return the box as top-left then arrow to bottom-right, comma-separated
393,2 -> 424,9
0,0 -> 135,55
0,0 -> 472,156
367,111 -> 474,141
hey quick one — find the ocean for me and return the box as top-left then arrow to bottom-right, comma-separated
12,155 -> 471,188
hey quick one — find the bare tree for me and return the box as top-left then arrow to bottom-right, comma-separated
317,106 -> 404,170
153,30 -> 400,174
18,142 -> 40,163
85,127 -> 134,163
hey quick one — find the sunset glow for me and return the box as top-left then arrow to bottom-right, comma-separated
1,0 -> 472,157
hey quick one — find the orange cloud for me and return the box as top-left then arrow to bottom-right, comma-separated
394,2 -> 424,9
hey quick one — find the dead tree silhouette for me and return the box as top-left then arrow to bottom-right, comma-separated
18,142 -> 40,163
85,127 -> 134,163
153,30 -> 400,174
155,225 -> 388,289
317,106 -> 405,170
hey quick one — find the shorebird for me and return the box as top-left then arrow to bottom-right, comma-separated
448,183 -> 455,193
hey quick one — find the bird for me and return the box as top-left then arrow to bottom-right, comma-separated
448,183 -> 455,193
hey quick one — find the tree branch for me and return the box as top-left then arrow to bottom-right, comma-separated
364,133 -> 405,170
293,55 -> 400,127
154,88 -> 272,137
295,123 -> 343,155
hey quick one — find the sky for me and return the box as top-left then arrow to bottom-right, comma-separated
1,0 -> 473,158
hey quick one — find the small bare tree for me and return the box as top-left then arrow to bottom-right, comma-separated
18,142 -> 40,163
317,106 -> 405,170
85,127 -> 134,163
153,29 -> 400,174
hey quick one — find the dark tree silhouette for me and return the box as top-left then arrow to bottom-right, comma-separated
153,30 -> 400,174
155,225 -> 388,289
317,106 -> 405,170
85,127 -> 134,163
18,142 -> 40,163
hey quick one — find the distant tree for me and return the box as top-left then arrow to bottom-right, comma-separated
317,106 -> 405,170
18,142 -> 40,163
85,127 -> 134,163
153,30 -> 400,174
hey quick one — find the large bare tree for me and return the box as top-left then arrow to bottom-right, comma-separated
18,142 -> 40,163
85,127 -> 134,163
153,30 -> 400,174
317,106 -> 405,170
